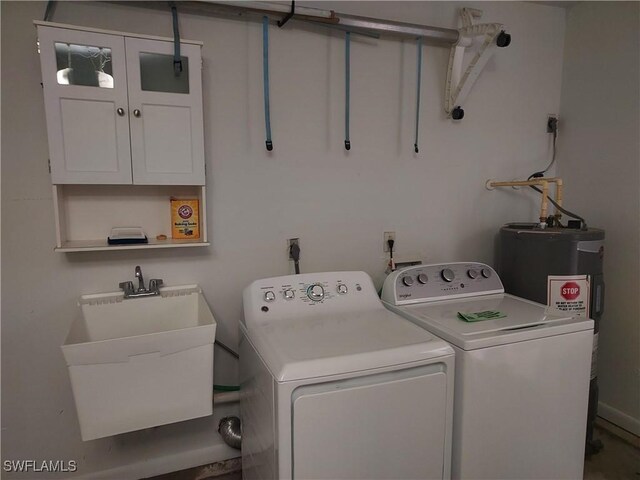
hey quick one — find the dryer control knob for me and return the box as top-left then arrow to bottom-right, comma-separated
307,284 -> 325,302
402,276 -> 414,287
441,268 -> 455,282
481,268 -> 492,278
283,289 -> 295,300
264,291 -> 276,302
417,273 -> 429,284
337,284 -> 348,295
467,269 -> 479,279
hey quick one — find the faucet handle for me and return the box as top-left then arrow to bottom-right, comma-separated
149,279 -> 164,292
119,281 -> 134,296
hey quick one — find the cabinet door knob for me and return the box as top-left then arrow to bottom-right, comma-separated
117,108 -> 125,116
133,109 -> 141,118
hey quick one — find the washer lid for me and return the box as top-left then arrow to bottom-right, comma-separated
243,308 -> 454,382
387,294 -> 594,351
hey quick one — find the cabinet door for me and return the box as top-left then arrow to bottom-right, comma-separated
125,38 -> 205,185
38,26 -> 133,184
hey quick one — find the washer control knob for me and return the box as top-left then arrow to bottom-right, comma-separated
264,291 -> 276,302
402,276 -> 414,287
441,268 -> 455,282
283,289 -> 295,300
467,269 -> 479,279
307,284 -> 325,302
417,273 -> 429,284
337,284 -> 348,295
481,268 -> 492,278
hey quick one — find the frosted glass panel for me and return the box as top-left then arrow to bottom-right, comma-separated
55,42 -> 113,88
139,53 -> 189,94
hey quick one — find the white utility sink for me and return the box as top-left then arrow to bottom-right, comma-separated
62,285 -> 217,441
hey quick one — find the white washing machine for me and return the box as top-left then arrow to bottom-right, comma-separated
240,271 -> 455,480
381,262 -> 593,480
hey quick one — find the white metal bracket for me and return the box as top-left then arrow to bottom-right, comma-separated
445,8 -> 510,119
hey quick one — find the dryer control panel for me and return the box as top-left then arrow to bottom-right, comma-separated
381,262 -> 504,306
243,271 -> 382,326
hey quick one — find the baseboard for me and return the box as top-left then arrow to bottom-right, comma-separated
598,401 -> 640,437
70,443 -> 239,480
69,402 -> 241,480
596,416 -> 640,449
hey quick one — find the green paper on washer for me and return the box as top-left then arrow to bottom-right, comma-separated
457,310 -> 507,322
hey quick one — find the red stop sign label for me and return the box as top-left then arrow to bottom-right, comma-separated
561,282 -> 580,300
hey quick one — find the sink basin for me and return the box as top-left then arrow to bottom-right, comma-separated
62,285 -> 217,441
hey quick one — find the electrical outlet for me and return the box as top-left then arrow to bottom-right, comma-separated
547,114 -> 558,133
383,232 -> 396,252
288,238 -> 299,259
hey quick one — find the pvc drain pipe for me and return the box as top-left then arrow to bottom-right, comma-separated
213,390 -> 240,405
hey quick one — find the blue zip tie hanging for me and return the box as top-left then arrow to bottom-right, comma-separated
43,0 -> 56,21
263,16 -> 273,151
414,37 -> 423,153
344,31 -> 351,151
170,2 -> 183,76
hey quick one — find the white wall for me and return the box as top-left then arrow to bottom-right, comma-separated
1,1 -> 567,477
557,1 -> 640,435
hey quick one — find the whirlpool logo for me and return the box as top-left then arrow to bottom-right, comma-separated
399,293 -> 412,299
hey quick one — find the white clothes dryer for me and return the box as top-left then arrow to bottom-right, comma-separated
382,262 -> 593,480
240,271 -> 455,480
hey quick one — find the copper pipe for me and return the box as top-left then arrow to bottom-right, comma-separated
487,177 -> 564,222
540,180 -> 549,220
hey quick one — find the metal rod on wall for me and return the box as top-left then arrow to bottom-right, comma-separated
199,1 -> 459,45
104,2 -> 459,45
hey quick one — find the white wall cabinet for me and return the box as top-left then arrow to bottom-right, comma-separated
37,23 -> 205,186
36,22 -> 208,252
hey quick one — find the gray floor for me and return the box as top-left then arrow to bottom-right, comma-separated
147,458 -> 241,480
584,425 -> 640,480
151,424 -> 639,480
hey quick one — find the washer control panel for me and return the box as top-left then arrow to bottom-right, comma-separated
244,271 -> 379,325
381,262 -> 504,306
258,281 -> 354,305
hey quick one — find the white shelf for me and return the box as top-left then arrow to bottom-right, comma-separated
55,238 -> 210,253
52,185 -> 208,253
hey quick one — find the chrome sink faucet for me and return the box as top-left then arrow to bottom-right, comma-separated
135,265 -> 145,292
119,266 -> 163,299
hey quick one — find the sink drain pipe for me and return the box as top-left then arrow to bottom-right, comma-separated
218,416 -> 242,449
